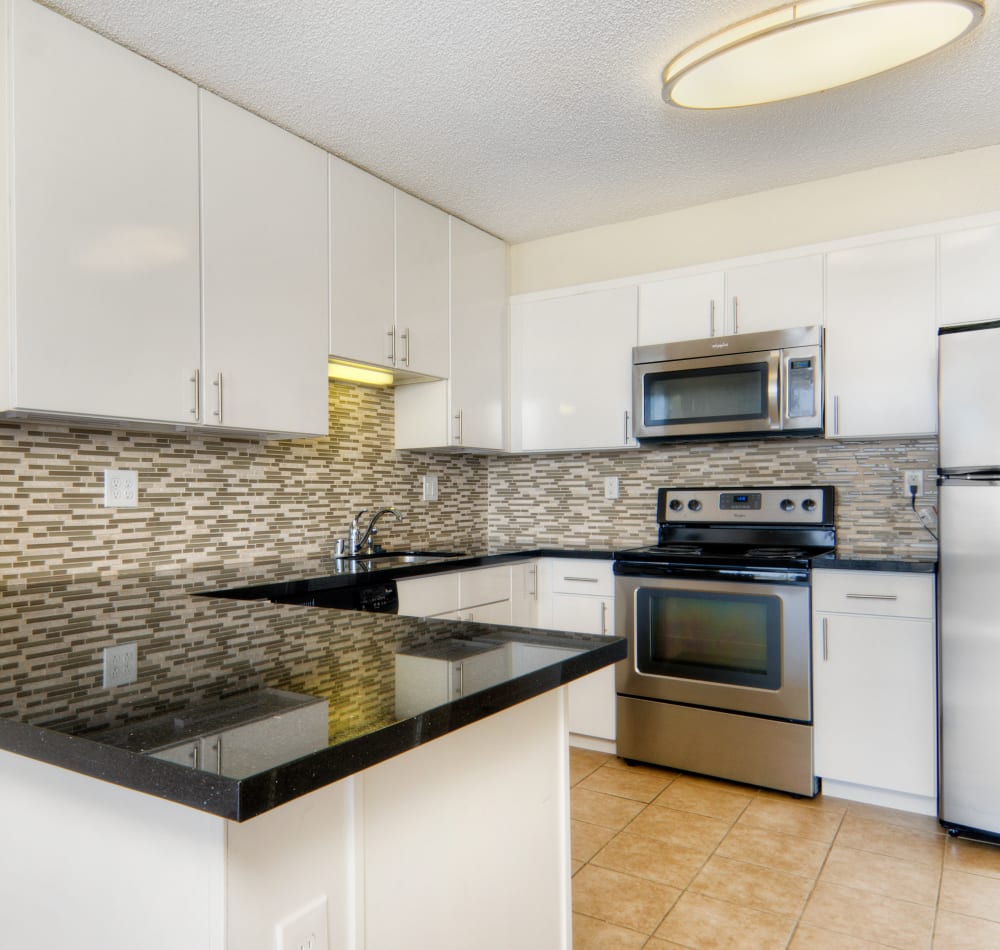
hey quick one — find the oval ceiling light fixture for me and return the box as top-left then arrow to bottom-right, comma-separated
663,0 -> 985,109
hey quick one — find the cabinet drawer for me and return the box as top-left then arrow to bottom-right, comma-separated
460,565 -> 511,608
396,572 -> 461,618
551,559 -> 614,596
812,570 -> 934,619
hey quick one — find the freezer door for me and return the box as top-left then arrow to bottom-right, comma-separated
939,324 -> 1000,473
939,479 -> 1000,833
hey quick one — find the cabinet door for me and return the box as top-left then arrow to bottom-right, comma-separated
460,566 -> 511,609
939,224 -> 1000,327
567,668 -> 616,741
9,0 -> 201,421
329,156 -> 396,367
813,613 -> 936,797
199,91 -> 329,435
396,572 -> 462,617
825,237 -> 937,438
724,255 -> 824,334
150,740 -> 201,769
512,286 -> 637,451
449,218 -> 507,449
395,191 -> 450,378
551,593 -> 613,635
509,561 -> 541,628
638,271 -> 724,344
465,600 -> 512,625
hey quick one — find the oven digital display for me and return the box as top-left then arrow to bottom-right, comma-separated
719,492 -> 761,510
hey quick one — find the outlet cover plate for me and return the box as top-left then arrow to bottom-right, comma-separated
903,470 -> 924,498
104,469 -> 138,508
276,895 -> 329,950
103,643 -> 137,688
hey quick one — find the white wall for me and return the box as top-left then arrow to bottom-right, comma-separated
510,143 -> 1000,294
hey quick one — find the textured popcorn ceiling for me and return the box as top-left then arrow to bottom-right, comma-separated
40,0 -> 1000,243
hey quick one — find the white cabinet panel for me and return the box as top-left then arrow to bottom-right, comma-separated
460,565 -> 511,609
551,593 -> 613,636
329,155 -> 395,367
551,559 -> 614,597
199,91 -> 329,435
510,561 -> 541,627
724,255 -> 824,334
512,286 -> 637,451
395,190 -> 450,379
396,572 -> 462,618
825,237 -> 937,439
638,271 -> 724,344
8,0 -> 201,421
812,569 -> 934,619
939,224 -> 1000,327
567,668 -> 616,743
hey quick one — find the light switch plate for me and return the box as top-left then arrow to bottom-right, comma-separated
103,643 -> 137,687
604,476 -> 620,500
422,474 -> 439,501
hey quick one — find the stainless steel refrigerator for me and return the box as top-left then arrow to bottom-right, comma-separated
938,320 -> 1000,837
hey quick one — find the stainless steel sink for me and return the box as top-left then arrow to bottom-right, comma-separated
339,551 -> 466,564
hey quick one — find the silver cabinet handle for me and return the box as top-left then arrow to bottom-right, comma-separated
624,410 -> 630,444
833,395 -> 840,436
600,600 -> 608,635
733,296 -> 739,334
213,373 -> 223,422
400,327 -> 410,368
191,742 -> 200,770
207,737 -> 223,774
821,617 -> 829,661
564,576 -> 599,583
845,593 -> 898,601
190,368 -> 200,421
453,411 -> 463,445
454,662 -> 464,697
528,564 -> 537,598
709,299 -> 716,337
386,327 -> 395,364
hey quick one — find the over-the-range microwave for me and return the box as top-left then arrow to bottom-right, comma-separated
632,325 -> 823,442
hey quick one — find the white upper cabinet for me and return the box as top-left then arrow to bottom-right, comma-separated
395,218 -> 507,451
511,286 -> 637,451
329,156 -> 396,368
825,236 -> 937,439
199,91 -> 329,436
4,0 -> 201,422
723,255 -> 824,335
394,191 -> 451,379
638,271 -> 724,344
939,224 -> 1000,328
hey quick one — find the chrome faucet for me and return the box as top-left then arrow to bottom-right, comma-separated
348,507 -> 404,556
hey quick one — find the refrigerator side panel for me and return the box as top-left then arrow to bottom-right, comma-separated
939,325 -> 1000,473
939,479 -> 1000,834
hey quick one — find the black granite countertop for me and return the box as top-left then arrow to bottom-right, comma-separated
0,553 -> 625,821
812,553 -> 937,574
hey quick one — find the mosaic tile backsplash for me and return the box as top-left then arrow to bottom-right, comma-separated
0,381 -> 937,582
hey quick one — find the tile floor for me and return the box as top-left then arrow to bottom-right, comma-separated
569,748 -> 1000,949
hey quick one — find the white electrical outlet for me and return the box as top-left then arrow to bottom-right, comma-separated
103,469 -> 138,508
422,474 -> 439,502
604,476 -> 620,500
103,643 -> 137,687
903,470 -> 924,498
276,896 -> 329,950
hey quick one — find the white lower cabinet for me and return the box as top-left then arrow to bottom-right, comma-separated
396,564 -> 511,621
812,569 -> 937,814
395,642 -> 511,717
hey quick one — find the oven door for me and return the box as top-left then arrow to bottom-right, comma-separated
633,349 -> 781,440
615,570 -> 811,722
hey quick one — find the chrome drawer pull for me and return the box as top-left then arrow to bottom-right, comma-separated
822,617 -> 829,661
845,593 -> 898,601
564,576 -> 599,583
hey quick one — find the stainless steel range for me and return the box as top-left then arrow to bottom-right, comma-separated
614,486 -> 835,796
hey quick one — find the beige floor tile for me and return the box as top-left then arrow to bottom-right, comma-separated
789,923 -> 896,948
592,831 -> 707,889
571,912 -> 647,950
689,853 -> 814,916
571,787 -> 646,831
757,788 -> 850,816
939,867 -> 1000,923
933,909 -> 1000,949
604,756 -> 679,780
738,796 -> 843,844
846,800 -> 943,836
644,939 -> 694,949
715,823 -> 831,879
579,763 -> 675,803
945,837 -> 1000,880
572,818 -> 616,863
624,803 -> 731,857
653,775 -> 753,823
819,843 -> 941,906
572,859 -> 584,876
570,747 -> 614,785
799,881 -> 935,950
572,864 -> 680,935
654,890 -> 796,949
669,771 -> 760,797
836,814 -> 945,868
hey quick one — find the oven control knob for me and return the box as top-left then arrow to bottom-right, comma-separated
802,498 -> 817,512
780,498 -> 796,511
669,498 -> 683,511
687,499 -> 702,511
